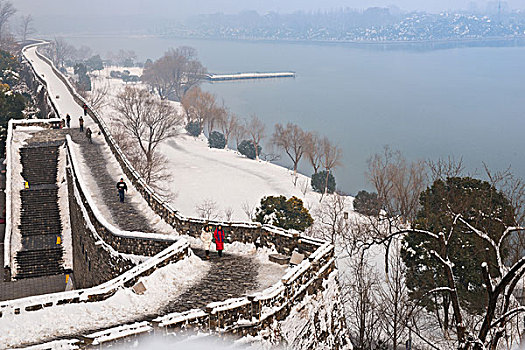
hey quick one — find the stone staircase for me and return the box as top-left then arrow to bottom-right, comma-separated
15,142 -> 65,279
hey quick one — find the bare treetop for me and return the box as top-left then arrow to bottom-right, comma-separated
142,46 -> 207,101
0,0 -> 15,40
246,114 -> 265,160
17,14 -> 35,42
271,122 -> 307,175
114,86 -> 183,184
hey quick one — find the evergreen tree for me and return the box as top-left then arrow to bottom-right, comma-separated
238,139 -> 262,160
353,190 -> 381,216
401,177 -> 515,320
311,170 -> 336,194
85,54 -> 103,72
255,195 -> 313,231
0,50 -> 27,155
208,131 -> 226,149
185,121 -> 201,136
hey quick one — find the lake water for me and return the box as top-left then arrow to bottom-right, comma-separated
64,35 -> 525,194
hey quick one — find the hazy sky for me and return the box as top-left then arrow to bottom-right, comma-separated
13,0 -> 525,18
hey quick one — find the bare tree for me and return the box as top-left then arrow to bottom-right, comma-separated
343,250 -> 382,350
17,14 -> 34,42
74,45 -> 93,62
181,86 -> 220,135
241,201 -> 255,221
304,131 -> 323,174
320,137 -> 342,198
232,119 -> 247,150
427,156 -> 465,182
78,80 -> 109,112
370,217 -> 525,350
246,114 -> 265,160
42,38 -> 75,68
311,193 -> 349,244
0,0 -> 15,41
223,207 -> 234,221
377,238 -> 414,350
367,146 -> 426,223
114,86 -> 183,184
142,46 -> 206,101
116,49 -> 136,66
195,199 -> 219,220
218,111 -> 239,146
272,122 -> 307,182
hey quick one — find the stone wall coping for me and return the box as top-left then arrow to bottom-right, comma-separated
153,309 -> 207,327
252,282 -> 286,302
208,297 -> 251,314
86,321 -> 152,345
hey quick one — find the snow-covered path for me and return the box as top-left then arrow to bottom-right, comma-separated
24,45 -> 176,234
24,46 -> 87,129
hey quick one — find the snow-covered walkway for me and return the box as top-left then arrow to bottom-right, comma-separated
24,45 -> 174,234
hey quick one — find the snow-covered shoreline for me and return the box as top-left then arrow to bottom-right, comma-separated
91,66 -> 354,222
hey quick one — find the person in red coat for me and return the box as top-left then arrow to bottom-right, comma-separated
214,225 -> 225,257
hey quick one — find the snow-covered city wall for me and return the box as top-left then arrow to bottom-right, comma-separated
19,44 -> 350,348
32,45 -> 323,259
1,118 -> 191,317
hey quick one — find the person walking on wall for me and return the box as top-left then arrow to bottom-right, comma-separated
85,127 -> 92,144
116,178 -> 128,203
200,224 -> 213,260
79,116 -> 84,132
66,114 -> 71,128
82,103 -> 88,116
214,225 -> 225,257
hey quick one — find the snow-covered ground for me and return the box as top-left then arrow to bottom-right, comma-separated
91,66 -> 353,221
0,254 -> 208,348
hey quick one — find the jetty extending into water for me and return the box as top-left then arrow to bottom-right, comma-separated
206,71 -> 296,81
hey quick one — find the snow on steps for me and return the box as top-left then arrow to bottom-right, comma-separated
1,120 -> 190,318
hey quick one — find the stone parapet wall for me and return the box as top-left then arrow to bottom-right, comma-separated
21,42 -> 58,119
28,243 -> 345,349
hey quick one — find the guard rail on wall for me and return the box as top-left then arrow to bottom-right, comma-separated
22,41 -> 60,118
31,43 -> 326,257
1,119 -> 190,317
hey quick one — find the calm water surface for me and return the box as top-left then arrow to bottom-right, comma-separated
65,36 -> 525,194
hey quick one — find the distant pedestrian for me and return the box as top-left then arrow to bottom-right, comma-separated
214,225 -> 225,257
85,127 -> 92,143
79,116 -> 84,132
65,114 -> 71,128
116,178 -> 128,203
200,224 -> 213,259
82,103 -> 88,116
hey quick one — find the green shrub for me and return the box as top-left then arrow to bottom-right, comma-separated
238,140 -> 261,160
255,195 -> 313,231
353,190 -> 381,216
185,121 -> 201,136
311,170 -> 336,194
208,131 -> 226,149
